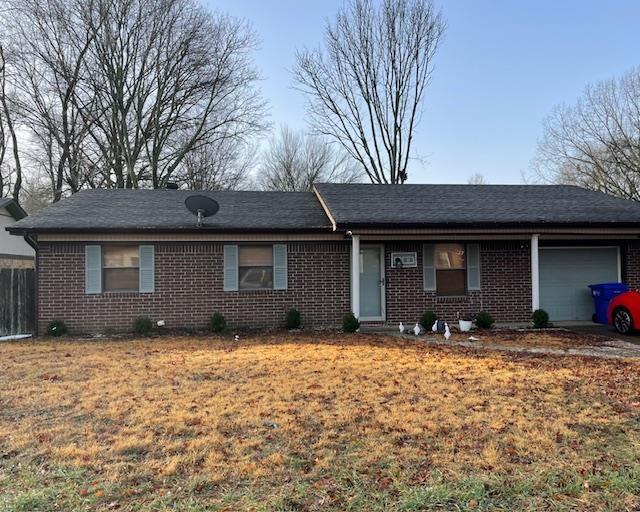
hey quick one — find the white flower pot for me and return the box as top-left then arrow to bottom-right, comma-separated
459,320 -> 473,332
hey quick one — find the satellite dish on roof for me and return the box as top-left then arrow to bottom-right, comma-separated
185,195 -> 219,227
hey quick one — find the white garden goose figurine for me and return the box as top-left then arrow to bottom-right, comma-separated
413,323 -> 421,336
444,322 -> 451,340
399,322 -> 405,334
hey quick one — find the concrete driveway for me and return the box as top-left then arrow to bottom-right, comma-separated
558,322 -> 640,345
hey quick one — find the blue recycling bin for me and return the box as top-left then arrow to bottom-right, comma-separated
588,283 -> 629,324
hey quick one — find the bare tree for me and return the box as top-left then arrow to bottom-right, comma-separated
0,71 -> 8,197
532,67 -> 640,200
19,172 -> 52,213
0,44 -> 22,203
5,0 -> 101,202
467,173 -> 488,185
176,139 -> 256,191
294,0 -> 445,185
1,0 -> 266,203
84,0 -> 266,189
259,126 -> 364,192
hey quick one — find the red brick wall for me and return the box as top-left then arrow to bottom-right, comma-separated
383,241 -> 532,325
37,241 -> 351,334
44,238 -> 633,334
623,242 -> 640,289
479,241 -> 532,322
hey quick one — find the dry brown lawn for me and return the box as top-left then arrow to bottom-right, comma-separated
1,333 -> 640,511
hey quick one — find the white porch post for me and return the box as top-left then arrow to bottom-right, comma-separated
531,234 -> 540,311
351,234 -> 360,318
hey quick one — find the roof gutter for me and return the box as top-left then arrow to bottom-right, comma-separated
346,226 -> 640,237
6,226 -> 337,236
339,221 -> 640,231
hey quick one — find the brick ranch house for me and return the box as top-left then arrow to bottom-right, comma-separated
7,183 -> 640,334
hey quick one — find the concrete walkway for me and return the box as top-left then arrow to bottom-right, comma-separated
397,328 -> 640,359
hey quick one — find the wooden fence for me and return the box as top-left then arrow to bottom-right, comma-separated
0,268 -> 35,336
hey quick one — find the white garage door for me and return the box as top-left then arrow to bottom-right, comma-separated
539,248 -> 620,321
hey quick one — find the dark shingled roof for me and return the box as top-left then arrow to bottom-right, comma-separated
8,184 -> 640,234
0,197 -> 27,221
9,189 -> 331,233
313,183 -> 640,228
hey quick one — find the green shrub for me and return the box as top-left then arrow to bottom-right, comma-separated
420,311 -> 438,331
46,320 -> 67,337
209,313 -> 226,333
285,308 -> 301,330
133,316 -> 153,335
475,311 -> 494,329
342,313 -> 360,333
533,309 -> 550,329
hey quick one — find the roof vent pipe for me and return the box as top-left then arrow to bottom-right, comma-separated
166,182 -> 179,190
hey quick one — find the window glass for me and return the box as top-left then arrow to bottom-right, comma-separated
104,246 -> 139,268
435,244 -> 466,295
239,246 -> 272,266
436,269 -> 466,295
435,244 -> 465,269
239,246 -> 273,290
103,245 -> 139,291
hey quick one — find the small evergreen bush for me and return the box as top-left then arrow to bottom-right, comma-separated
475,311 -> 495,329
133,316 -> 153,335
532,309 -> 550,329
420,311 -> 438,331
342,313 -> 360,333
285,308 -> 301,330
209,313 -> 226,333
46,319 -> 67,337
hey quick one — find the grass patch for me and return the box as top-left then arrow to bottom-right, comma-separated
1,333 -> 640,510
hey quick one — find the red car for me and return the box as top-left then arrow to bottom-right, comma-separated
608,290 -> 640,334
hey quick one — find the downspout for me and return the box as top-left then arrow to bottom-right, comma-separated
23,233 -> 38,251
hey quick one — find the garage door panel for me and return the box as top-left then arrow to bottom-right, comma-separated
539,248 -> 619,321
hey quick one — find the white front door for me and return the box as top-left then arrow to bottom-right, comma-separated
360,245 -> 385,321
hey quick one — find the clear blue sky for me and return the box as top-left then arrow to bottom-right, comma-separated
205,0 -> 640,184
